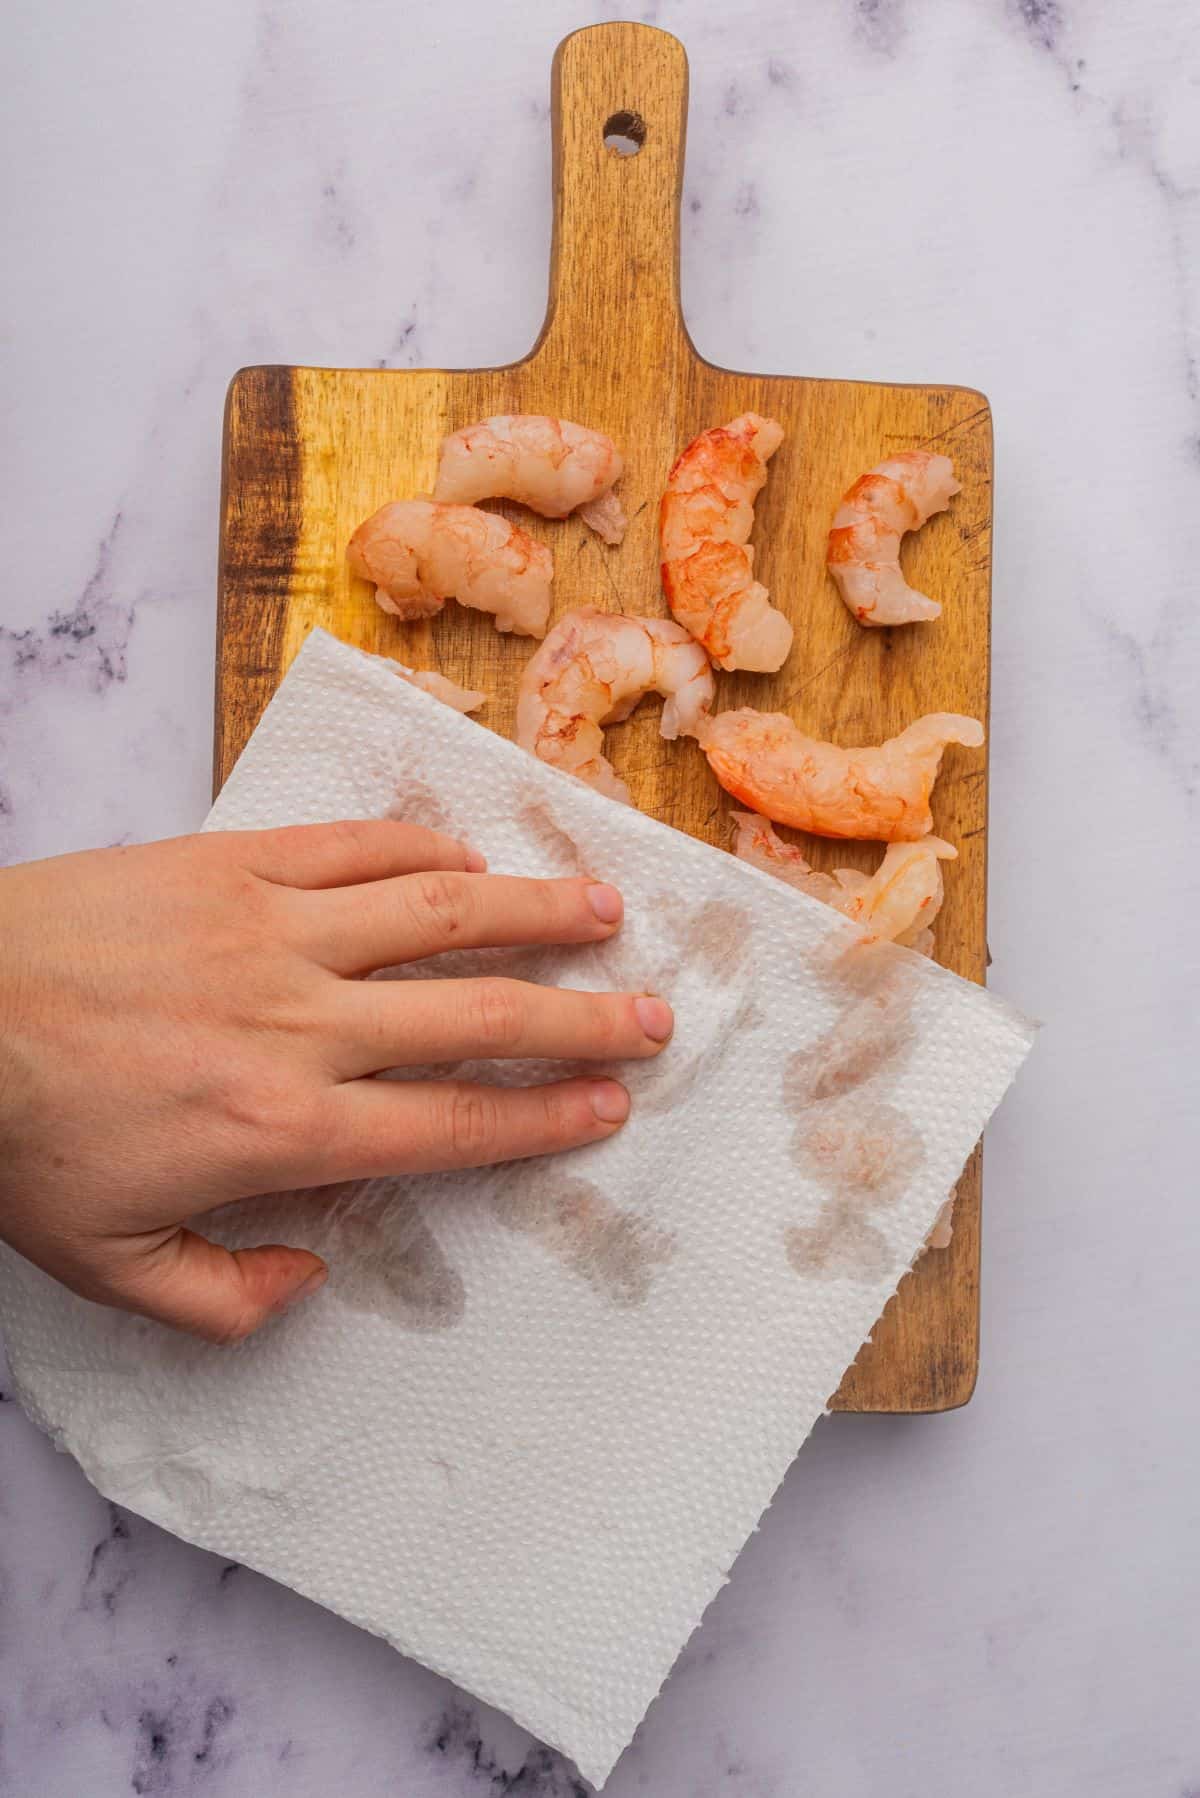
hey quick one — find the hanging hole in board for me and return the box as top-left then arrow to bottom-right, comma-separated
603,110 -> 646,156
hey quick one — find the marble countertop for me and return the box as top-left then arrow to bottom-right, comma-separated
2,2 -> 1197,1793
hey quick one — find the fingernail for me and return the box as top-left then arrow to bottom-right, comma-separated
634,995 -> 674,1042
590,1080 -> 630,1125
463,845 -> 488,873
279,1266 -> 328,1313
586,882 -> 623,925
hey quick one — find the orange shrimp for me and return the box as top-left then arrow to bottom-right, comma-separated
730,811 -> 955,951
660,413 -> 793,672
700,708 -> 983,840
347,499 -> 552,637
433,415 -> 627,544
827,450 -> 960,626
393,665 -> 487,714
516,607 -> 714,803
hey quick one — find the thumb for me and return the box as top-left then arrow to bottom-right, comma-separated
118,1229 -> 328,1343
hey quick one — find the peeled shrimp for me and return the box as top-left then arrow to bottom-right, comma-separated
700,709 -> 983,840
731,811 -> 955,951
433,416 -> 627,544
516,606 -> 714,803
347,499 -> 552,637
925,1200 -> 955,1250
394,664 -> 487,714
828,450 -> 960,626
660,413 -> 793,672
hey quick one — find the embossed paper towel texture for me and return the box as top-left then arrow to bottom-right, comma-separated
0,630 -> 1034,1787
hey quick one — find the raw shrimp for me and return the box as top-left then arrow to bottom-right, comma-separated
393,664 -> 487,714
347,500 -> 552,637
516,607 -> 714,803
827,450 -> 960,626
433,416 -> 627,544
700,709 -> 983,840
731,811 -> 955,951
660,413 -> 793,672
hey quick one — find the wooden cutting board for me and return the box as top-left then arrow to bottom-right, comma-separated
216,22 -> 992,1414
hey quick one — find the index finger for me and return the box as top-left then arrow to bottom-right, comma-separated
218,819 -> 486,890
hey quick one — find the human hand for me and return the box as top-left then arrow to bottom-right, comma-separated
0,822 -> 672,1343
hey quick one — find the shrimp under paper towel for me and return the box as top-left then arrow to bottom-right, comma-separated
700,708 -> 983,841
828,450 -> 960,626
348,499 -> 552,637
730,811 -> 955,952
516,607 -> 714,803
660,413 -> 793,672
433,415 -> 627,544
394,665 -> 488,714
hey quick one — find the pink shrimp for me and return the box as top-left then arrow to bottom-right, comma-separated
393,665 -> 487,714
660,413 -> 793,672
730,811 -> 955,952
827,450 -> 960,626
699,708 -> 983,841
433,416 -> 627,544
347,499 -> 552,637
516,607 -> 714,803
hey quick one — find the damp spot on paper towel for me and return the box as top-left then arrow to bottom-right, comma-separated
817,933 -> 920,1001
276,1185 -> 465,1331
518,795 -> 586,874
425,1700 -> 590,1797
334,1201 -> 465,1331
791,1097 -> 925,1205
678,899 -> 751,982
785,1210 -> 891,1283
784,1000 -> 912,1108
784,956 -> 919,1107
387,778 -> 452,835
491,1172 -> 675,1306
782,947 -> 925,1280
730,987 -> 766,1041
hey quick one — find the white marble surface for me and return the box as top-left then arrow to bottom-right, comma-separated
1,1 -> 1197,1793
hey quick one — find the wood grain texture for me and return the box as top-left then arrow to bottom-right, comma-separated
215,22 -> 992,1413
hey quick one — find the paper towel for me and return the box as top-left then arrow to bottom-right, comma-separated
0,629 -> 1034,1787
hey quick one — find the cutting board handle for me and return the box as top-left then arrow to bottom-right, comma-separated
531,22 -> 689,365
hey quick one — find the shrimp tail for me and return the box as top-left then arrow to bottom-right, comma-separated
701,707 -> 984,841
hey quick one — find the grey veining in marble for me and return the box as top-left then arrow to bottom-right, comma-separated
2,0 -> 1198,1793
